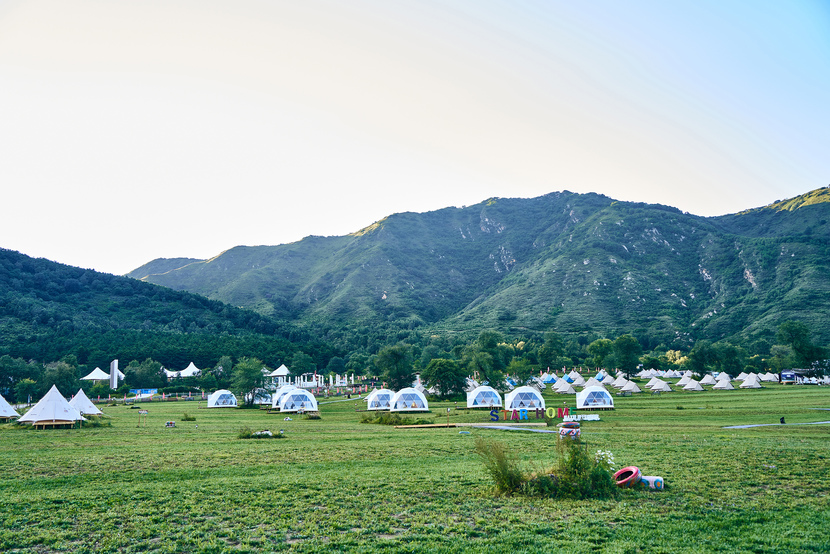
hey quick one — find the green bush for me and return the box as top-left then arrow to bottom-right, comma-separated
182,413 -> 196,421
474,437 -> 525,495
81,416 -> 112,428
360,412 -> 431,426
237,426 -> 286,439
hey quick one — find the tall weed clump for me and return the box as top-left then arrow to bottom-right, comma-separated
476,437 -> 619,500
474,437 -> 525,494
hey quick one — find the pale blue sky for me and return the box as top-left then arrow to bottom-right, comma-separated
0,0 -> 827,274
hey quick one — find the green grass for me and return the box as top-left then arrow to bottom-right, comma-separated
1,384 -> 829,553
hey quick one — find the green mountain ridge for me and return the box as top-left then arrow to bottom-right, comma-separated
128,187 -> 830,347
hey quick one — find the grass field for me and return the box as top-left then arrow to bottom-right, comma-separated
1,384 -> 829,553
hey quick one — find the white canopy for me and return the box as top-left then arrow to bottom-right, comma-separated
267,364 -> 290,378
0,393 -> 20,419
366,388 -> 394,410
390,388 -> 429,412
207,389 -> 237,408
18,385 -> 85,424
504,386 -> 545,410
279,389 -> 318,412
68,388 -> 103,415
179,362 -> 201,378
81,367 -> 110,381
466,385 -> 502,408
576,386 -> 614,409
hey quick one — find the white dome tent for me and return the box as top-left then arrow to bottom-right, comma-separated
279,389 -> 318,413
365,388 -> 394,411
466,385 -> 502,409
271,385 -> 297,409
504,386 -> 545,410
207,389 -> 238,408
390,388 -> 429,412
576,386 -> 614,410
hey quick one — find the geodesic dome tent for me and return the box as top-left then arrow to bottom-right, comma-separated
207,389 -> 237,408
466,385 -> 502,408
504,386 -> 545,410
576,386 -> 615,410
279,389 -> 318,412
365,388 -> 394,410
390,388 -> 429,412
271,385 -> 297,409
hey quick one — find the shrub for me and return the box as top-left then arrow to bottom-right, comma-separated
81,416 -> 112,428
182,413 -> 196,421
360,412 -> 431,426
305,413 -> 321,420
474,437 -> 525,495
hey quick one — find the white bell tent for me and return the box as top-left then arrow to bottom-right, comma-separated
712,379 -> 734,390
576,386 -> 614,410
207,389 -> 238,408
68,388 -> 103,415
740,375 -> 762,389
18,385 -> 85,427
466,385 -> 502,408
651,381 -> 673,393
390,388 -> 429,412
365,388 -> 394,410
621,381 -> 642,394
682,380 -> 704,391
0,393 -> 20,421
504,386 -> 545,410
279,389 -> 318,412
699,374 -> 717,386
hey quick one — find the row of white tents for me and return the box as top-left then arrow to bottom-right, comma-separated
0,386 -> 102,427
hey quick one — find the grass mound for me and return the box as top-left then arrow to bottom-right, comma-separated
360,412 -> 432,426
237,426 -> 287,439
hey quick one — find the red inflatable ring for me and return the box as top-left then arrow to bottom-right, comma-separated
613,466 -> 642,488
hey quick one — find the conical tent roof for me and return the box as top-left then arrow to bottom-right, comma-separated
712,379 -> 734,390
18,385 -> 85,424
554,379 -> 573,392
651,381 -> 673,392
740,376 -> 762,389
505,386 -> 546,409
735,372 -> 748,381
621,381 -> 642,393
571,375 -> 586,386
0,393 -> 20,419
716,372 -> 732,381
81,367 -> 110,381
68,388 -> 103,415
179,362 -> 201,378
645,376 -> 662,388
583,377 -> 603,388
267,364 -> 290,378
683,379 -> 704,391
612,375 -> 628,387
677,375 -> 691,386
699,374 -> 717,385
467,385 -> 502,408
555,383 -> 576,394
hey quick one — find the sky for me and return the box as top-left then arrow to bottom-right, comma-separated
1,0 -> 828,275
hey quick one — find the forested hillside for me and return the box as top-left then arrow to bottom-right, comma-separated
130,187 -> 830,349
0,248 -> 322,370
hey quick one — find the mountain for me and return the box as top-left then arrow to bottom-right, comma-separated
0,248 -> 307,368
129,187 -> 830,348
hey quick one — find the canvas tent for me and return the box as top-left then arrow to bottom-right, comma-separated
207,389 -> 237,408
365,388 -> 394,410
576,386 -> 614,410
179,362 -> 201,378
18,385 -> 85,428
279,389 -> 318,412
699,374 -> 717,386
682,380 -> 704,391
504,386 -> 545,410
621,381 -> 642,394
0,393 -> 20,421
81,367 -> 110,381
712,379 -> 734,390
68,388 -> 103,415
740,375 -> 762,389
466,385 -> 502,408
651,381 -> 673,393
390,388 -> 429,412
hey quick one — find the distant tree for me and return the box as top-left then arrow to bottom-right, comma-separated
687,340 -> 718,377
124,358 -> 165,389
537,332 -> 565,369
40,361 -> 79,396
506,358 -> 535,386
466,351 -> 505,391
776,320 -> 825,368
290,352 -> 316,376
346,352 -> 371,376
421,358 -> 466,398
231,357 -> 268,406
14,378 -> 38,404
325,356 -> 346,375
375,345 -> 414,390
587,339 -> 614,369
613,335 -> 642,378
